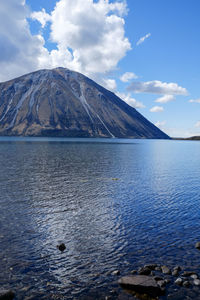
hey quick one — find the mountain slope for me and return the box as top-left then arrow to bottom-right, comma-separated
0,68 -> 169,139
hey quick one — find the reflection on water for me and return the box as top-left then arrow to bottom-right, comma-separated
0,138 -> 200,299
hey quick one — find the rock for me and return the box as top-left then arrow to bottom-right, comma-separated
155,266 -> 161,271
157,280 -> 166,288
182,271 -> 197,277
175,278 -> 183,286
161,266 -> 171,275
112,270 -> 120,276
57,243 -> 66,252
130,270 -> 137,275
144,264 -> 157,270
183,281 -> 190,287
195,242 -> 200,249
154,276 -> 164,281
164,279 -> 171,284
0,290 -> 15,300
172,270 -> 179,277
193,279 -> 200,286
118,275 -> 164,297
174,266 -> 182,272
138,266 -> 151,275
191,274 -> 198,279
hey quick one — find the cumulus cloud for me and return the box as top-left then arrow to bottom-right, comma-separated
189,98 -> 200,103
0,0 -> 47,82
128,80 -> 188,95
195,121 -> 200,128
136,33 -> 151,46
155,95 -> 175,103
31,8 -> 51,28
116,92 -> 145,109
150,106 -> 164,113
0,0 -> 131,84
120,72 -> 138,82
33,0 -> 131,78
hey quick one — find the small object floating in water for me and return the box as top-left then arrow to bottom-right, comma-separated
195,242 -> 200,249
57,243 -> 66,252
112,178 -> 119,181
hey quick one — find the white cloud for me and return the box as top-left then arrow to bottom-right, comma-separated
189,98 -> 200,103
120,72 -> 138,82
0,0 -> 47,82
103,78 -> 117,91
150,106 -> 164,113
155,120 -> 166,128
34,0 -> 131,78
31,8 -> 51,28
128,80 -> 188,95
136,33 -> 151,46
195,121 -> 200,128
0,0 -> 131,84
155,95 -> 175,103
116,92 -> 145,109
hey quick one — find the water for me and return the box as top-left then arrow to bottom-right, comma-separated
0,137 -> 200,299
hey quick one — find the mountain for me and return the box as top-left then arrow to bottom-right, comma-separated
0,67 -> 169,139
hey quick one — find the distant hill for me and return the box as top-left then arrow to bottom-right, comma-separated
0,67 -> 170,139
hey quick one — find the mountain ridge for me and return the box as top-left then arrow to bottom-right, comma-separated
0,67 -> 170,139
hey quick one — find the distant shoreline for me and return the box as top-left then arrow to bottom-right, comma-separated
172,136 -> 200,141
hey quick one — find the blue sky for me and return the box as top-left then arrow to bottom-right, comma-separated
1,0 -> 200,137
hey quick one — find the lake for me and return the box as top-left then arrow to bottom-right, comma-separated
0,137 -> 200,299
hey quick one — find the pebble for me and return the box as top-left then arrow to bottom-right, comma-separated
57,243 -> 66,252
193,279 -> 200,286
195,242 -> 200,249
144,264 -> 157,270
112,270 -> 120,276
175,278 -> 183,286
138,266 -> 151,275
0,290 -> 15,300
183,281 -> 190,287
172,270 -> 179,276
130,270 -> 137,275
161,265 -> 171,275
182,271 -> 197,277
190,274 -> 198,279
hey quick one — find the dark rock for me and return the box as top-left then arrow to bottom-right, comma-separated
57,243 -> 66,252
193,279 -> 200,286
138,266 -> 151,275
161,265 -> 171,275
195,242 -> 200,249
172,270 -> 179,276
144,264 -> 157,270
157,280 -> 166,288
175,278 -> 183,286
118,275 -> 164,297
183,281 -> 190,287
130,270 -> 137,275
182,271 -> 197,277
154,276 -> 164,281
112,270 -> 120,276
164,279 -> 171,284
174,266 -> 182,272
0,290 -> 15,300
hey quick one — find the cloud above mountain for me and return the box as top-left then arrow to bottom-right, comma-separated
128,80 -> 188,95
0,0 -> 131,82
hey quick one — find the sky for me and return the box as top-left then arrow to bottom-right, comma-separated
0,0 -> 200,137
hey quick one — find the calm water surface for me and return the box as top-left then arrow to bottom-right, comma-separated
0,137 -> 200,299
